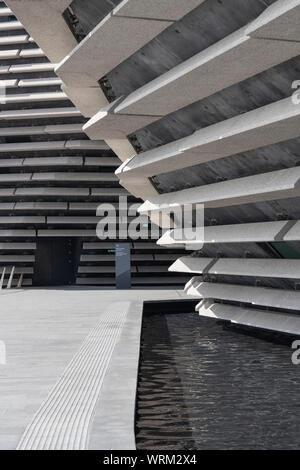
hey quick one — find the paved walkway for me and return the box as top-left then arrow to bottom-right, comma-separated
0,287 -> 188,450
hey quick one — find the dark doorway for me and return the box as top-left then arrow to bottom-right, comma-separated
33,238 -> 81,286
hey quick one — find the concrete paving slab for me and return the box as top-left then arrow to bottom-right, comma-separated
0,287 -> 190,450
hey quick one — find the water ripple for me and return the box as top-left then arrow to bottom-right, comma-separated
136,312 -> 300,450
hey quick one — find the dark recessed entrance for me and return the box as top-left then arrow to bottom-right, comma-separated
33,238 -> 80,286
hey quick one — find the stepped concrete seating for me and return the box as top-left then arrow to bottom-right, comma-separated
0,216 -> 45,224
14,203 -> 68,211
0,278 -> 32,286
0,254 -> 34,262
0,1 -> 187,290
81,254 -> 153,262
75,276 -> 187,285
15,188 -> 89,197
0,189 -> 15,196
32,173 -> 117,182
137,265 -> 172,273
91,188 -> 129,196
46,216 -> 126,224
0,203 -> 14,210
0,229 -> 36,237
38,230 -> 96,237
78,266 -> 137,273
69,203 -> 102,211
23,157 -> 84,167
0,266 -> 33,273
85,157 -> 120,166
0,242 -> 36,249
132,242 -> 165,250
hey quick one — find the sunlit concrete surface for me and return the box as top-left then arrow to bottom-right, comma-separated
0,287 -> 189,450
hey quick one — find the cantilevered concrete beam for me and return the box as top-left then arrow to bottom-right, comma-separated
170,257 -> 300,279
158,220 -> 300,247
84,1 -> 300,139
185,278 -> 300,311
139,167 -> 300,213
117,98 -> 300,181
56,0 -> 202,87
55,0 -> 203,117
197,301 -> 300,336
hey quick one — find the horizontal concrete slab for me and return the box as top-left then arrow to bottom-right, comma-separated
38,230 -> 96,237
197,300 -> 300,335
0,216 -> 44,224
158,220 -> 300,246
0,35 -> 29,45
0,7 -> 12,16
0,242 -> 36,249
18,77 -> 63,87
8,63 -> 57,74
15,188 -> 89,196
85,157 -> 120,166
32,172 -> 117,182
15,202 -> 68,211
5,0 -> 76,62
117,98 -> 300,180
139,166 -> 300,213
0,107 -> 81,120
0,124 -> 82,136
56,0 -> 202,87
0,229 -> 36,237
91,188 -> 129,196
89,5 -> 300,137
19,48 -> 44,58
0,20 -> 22,31
0,255 -> 34,262
23,157 -> 83,167
170,257 -> 300,279
3,91 -> 67,104
186,278 -> 300,311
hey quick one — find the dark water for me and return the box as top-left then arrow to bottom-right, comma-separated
136,312 -> 300,450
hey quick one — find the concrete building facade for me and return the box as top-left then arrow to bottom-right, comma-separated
4,0 -> 300,332
0,0 -> 187,287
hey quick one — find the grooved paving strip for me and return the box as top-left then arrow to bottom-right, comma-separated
17,302 -> 130,450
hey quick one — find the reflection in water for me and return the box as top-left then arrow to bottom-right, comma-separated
136,312 -> 300,450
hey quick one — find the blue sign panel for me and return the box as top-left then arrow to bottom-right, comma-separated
115,243 -> 131,289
